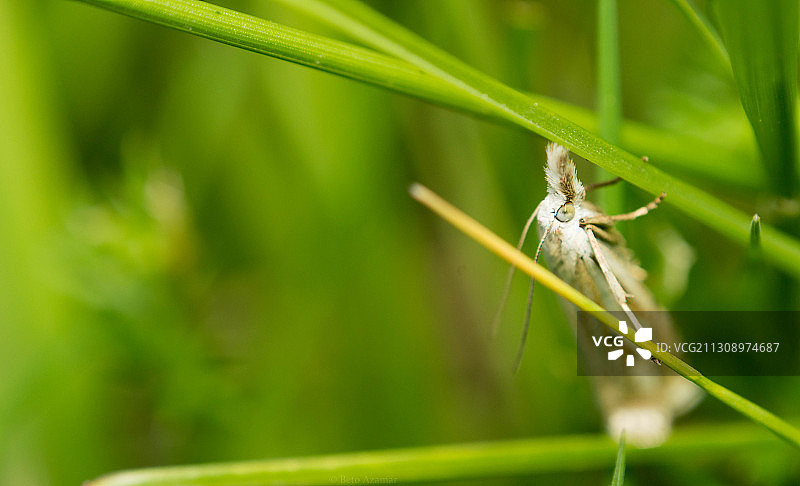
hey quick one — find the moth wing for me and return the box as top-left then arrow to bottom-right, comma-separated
573,233 -> 701,447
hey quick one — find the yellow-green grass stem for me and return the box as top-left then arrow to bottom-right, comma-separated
410,183 -> 800,449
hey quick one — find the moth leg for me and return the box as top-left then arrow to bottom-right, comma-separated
581,192 -> 666,226
491,200 -> 543,337
584,226 -> 644,331
581,192 -> 665,226
584,177 -> 622,193
580,222 -> 623,245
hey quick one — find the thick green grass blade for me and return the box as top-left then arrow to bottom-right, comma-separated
87,422 -> 793,485
72,0 -> 494,118
533,95 -> 763,189
273,0 -> 800,280
714,0 -> 800,197
610,432 -> 626,486
73,0 -> 800,279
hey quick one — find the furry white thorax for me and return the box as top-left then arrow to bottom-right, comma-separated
537,194 -> 594,257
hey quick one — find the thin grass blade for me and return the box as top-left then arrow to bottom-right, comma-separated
87,421 -> 792,485
714,0 -> 800,197
596,0 -> 625,213
610,432 -> 626,486
410,183 -> 800,449
666,0 -> 730,68
597,0 -> 622,144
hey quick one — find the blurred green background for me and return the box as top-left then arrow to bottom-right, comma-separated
1,0 -> 799,484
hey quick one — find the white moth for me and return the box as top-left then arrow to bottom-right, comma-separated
497,143 -> 700,448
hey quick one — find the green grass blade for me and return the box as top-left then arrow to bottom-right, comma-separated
73,0 -> 800,279
596,0 -> 625,214
532,95 -> 763,189
87,421 -> 794,485
666,0 -> 730,68
597,0 -> 622,143
71,0 -> 495,119
610,432 -> 626,486
714,0 -> 800,197
751,213 -> 762,251
274,0 -> 800,280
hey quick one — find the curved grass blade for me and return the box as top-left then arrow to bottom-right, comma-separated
72,0 -> 495,119
714,0 -> 800,197
88,421 -> 792,485
73,0 -> 800,278
532,95 -> 763,189
410,183 -> 800,449
273,0 -> 800,279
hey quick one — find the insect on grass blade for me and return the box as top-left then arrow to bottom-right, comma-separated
505,143 -> 701,448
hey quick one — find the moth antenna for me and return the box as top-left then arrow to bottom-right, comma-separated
513,218 -> 555,373
491,201 -> 543,337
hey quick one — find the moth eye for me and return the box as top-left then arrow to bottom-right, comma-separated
555,202 -> 575,222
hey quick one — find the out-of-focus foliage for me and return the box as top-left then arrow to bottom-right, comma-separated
1,0 -> 798,484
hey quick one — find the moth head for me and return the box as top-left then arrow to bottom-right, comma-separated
544,143 -> 585,211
